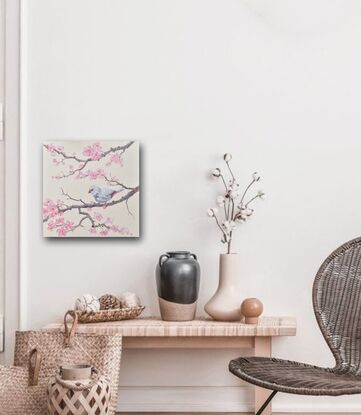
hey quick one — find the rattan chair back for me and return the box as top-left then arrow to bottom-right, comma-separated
313,237 -> 361,374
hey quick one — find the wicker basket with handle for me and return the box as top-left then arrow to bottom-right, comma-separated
47,368 -> 111,415
73,305 -> 145,323
14,311 -> 122,415
0,349 -> 47,415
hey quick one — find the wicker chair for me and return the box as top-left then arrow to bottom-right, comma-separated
229,237 -> 361,415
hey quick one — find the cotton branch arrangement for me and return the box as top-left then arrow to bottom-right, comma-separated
207,153 -> 265,254
43,141 -> 139,237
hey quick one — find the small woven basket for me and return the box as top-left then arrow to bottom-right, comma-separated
47,368 -> 111,415
72,306 -> 145,323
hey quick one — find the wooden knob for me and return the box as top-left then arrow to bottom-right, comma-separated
240,298 -> 263,324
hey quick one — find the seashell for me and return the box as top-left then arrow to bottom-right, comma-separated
75,294 -> 100,312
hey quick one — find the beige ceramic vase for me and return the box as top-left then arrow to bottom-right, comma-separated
204,253 -> 241,321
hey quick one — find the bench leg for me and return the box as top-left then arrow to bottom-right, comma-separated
254,336 -> 272,415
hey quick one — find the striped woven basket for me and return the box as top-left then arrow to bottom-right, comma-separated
73,306 -> 145,323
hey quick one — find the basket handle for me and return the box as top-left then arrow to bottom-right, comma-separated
28,348 -> 41,386
64,310 -> 78,347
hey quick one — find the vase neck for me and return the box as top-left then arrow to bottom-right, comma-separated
167,251 -> 190,259
218,254 -> 239,289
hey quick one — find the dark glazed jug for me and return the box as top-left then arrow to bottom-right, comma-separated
156,251 -> 200,321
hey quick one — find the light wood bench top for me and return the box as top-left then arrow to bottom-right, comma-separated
44,316 -> 296,337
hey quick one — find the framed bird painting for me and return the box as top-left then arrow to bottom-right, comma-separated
42,140 -> 140,237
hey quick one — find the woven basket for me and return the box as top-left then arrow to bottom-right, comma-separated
74,306 -> 145,323
47,368 -> 111,415
14,311 -> 122,415
0,349 -> 47,415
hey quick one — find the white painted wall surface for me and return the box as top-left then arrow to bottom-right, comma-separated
0,0 -> 4,358
22,0 -> 361,411
0,0 -> 4,321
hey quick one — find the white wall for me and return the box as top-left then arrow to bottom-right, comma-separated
0,0 -> 5,359
22,0 -> 361,411
0,0 -> 4,317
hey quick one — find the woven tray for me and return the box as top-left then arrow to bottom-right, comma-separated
71,306 -> 145,323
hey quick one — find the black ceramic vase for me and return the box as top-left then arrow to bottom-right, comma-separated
156,251 -> 200,321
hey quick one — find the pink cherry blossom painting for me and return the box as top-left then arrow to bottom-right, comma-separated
43,140 -> 139,237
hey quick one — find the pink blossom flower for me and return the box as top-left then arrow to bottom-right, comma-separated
106,152 -> 123,166
45,144 -> 56,153
87,170 -> 99,180
43,199 -> 59,219
56,220 -> 74,237
86,168 -> 105,180
94,212 -> 103,221
110,225 -> 132,235
89,228 -> 97,234
54,216 -> 65,225
44,144 -> 64,154
83,143 -> 103,161
57,228 -> 67,237
100,229 -> 109,237
75,172 -> 87,179
47,221 -> 56,230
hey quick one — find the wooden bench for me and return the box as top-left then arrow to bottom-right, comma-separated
45,316 -> 296,414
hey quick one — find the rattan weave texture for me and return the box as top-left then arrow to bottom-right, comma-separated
230,237 -> 361,396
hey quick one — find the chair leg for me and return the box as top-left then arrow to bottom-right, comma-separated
255,390 -> 277,415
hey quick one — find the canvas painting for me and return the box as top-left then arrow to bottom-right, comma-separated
43,140 -> 139,237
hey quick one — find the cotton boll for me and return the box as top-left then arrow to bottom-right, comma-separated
207,209 -> 215,217
235,215 -> 246,223
118,292 -> 141,308
211,168 -> 221,178
207,207 -> 218,217
223,153 -> 232,162
253,172 -> 261,181
75,294 -> 100,312
229,190 -> 239,199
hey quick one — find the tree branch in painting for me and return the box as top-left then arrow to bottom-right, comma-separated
43,140 -> 134,179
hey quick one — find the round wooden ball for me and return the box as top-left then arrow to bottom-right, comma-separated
240,298 -> 263,324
